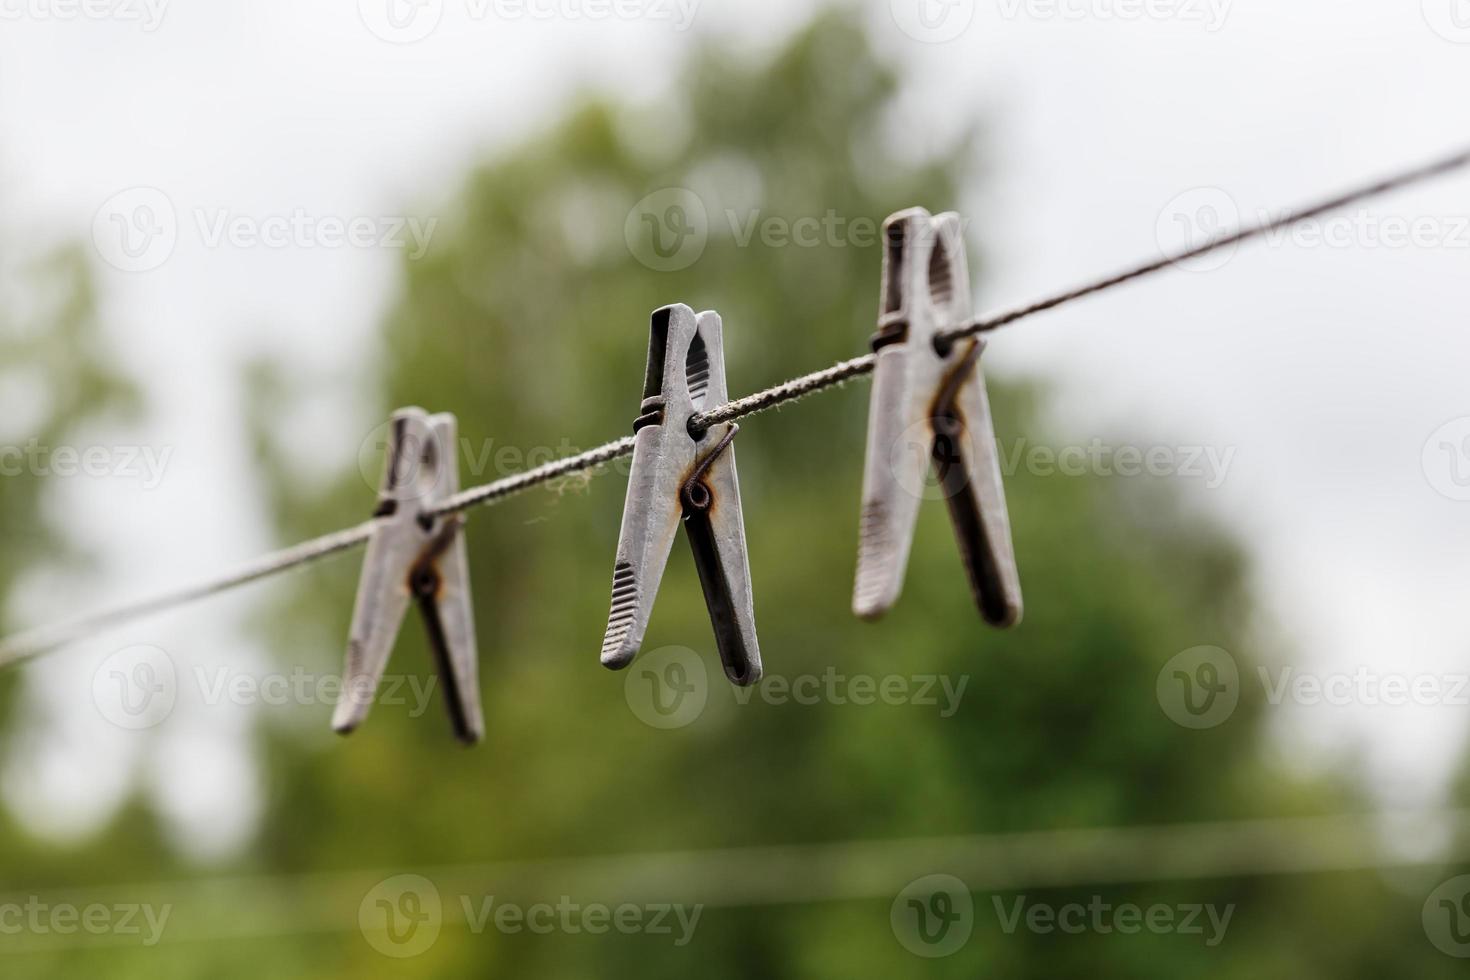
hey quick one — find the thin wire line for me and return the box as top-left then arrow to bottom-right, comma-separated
2,145 -> 1466,667
682,351 -> 878,433
942,144 -> 1470,344
0,522 -> 377,668
433,436 -> 636,516
691,143 -> 1470,428
0,808 -> 1462,948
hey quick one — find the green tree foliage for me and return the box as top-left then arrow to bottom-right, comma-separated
0,248 -> 175,916
0,247 -> 141,595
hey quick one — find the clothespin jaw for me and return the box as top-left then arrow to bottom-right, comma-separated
335,408 -> 484,744
853,208 -> 1022,627
600,304 -> 762,686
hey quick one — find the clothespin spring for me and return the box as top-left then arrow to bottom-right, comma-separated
681,423 -> 740,513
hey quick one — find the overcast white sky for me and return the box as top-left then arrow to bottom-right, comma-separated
1,0 -> 1469,858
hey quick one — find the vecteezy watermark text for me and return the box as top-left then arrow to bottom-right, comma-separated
888,432 -> 1236,506
357,0 -> 698,44
623,193 -> 967,272
357,428 -> 605,498
623,648 -> 974,730
461,895 -> 700,945
0,898 -> 171,947
193,209 -> 437,258
889,874 -> 1234,959
357,875 -> 701,958
0,0 -> 168,30
731,669 -> 969,718
91,645 -> 440,731
0,441 -> 172,489
192,666 -> 439,716
1158,189 -> 1470,272
992,894 -> 1234,946
1157,645 -> 1470,729
93,187 -> 439,273
996,0 -> 1230,30
1258,666 -> 1470,708
999,438 -> 1234,487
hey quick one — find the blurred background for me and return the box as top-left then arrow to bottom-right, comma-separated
2,0 -> 1470,975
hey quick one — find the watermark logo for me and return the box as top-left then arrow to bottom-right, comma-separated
92,645 -> 177,730
1156,645 -> 1238,729
356,418 -> 456,505
92,187 -> 178,273
1424,875 -> 1470,957
358,0 -> 444,42
1156,187 -> 1239,272
889,0 -> 975,43
360,875 -> 443,958
886,418 -> 967,504
891,874 -> 973,957
1423,417 -> 1470,501
1422,0 -> 1470,43
625,188 -> 708,272
624,645 -> 708,729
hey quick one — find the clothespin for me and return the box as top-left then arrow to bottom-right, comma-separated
600,304 -> 762,686
853,208 -> 1023,627
335,408 -> 484,744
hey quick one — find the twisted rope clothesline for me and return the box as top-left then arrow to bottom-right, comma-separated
2,145 -> 1466,667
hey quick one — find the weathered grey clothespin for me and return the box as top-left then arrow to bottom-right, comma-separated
853,208 -> 1022,626
600,304 -> 762,686
336,408 -> 484,743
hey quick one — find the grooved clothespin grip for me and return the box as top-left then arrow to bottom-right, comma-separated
853,208 -> 1023,627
